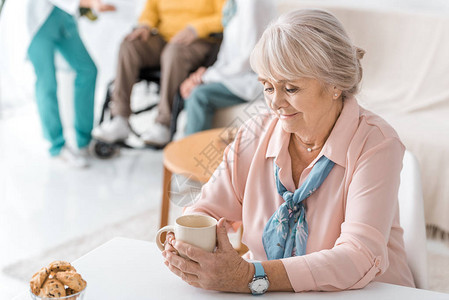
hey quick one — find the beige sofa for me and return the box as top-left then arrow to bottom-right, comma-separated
187,0 -> 449,235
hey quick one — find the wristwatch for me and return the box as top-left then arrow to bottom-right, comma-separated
248,262 -> 269,295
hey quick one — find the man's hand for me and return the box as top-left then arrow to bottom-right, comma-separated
125,26 -> 151,42
162,218 -> 253,293
170,26 -> 198,45
180,67 -> 207,99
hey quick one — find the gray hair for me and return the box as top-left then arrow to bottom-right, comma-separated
250,9 -> 365,98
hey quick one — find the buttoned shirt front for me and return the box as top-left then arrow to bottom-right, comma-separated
185,97 -> 415,292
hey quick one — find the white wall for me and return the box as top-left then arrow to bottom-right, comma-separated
277,0 -> 449,14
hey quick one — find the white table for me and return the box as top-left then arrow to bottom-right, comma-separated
15,237 -> 449,300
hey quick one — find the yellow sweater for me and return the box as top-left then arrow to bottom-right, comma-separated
138,0 -> 225,41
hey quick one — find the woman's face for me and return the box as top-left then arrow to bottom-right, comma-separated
260,77 -> 339,134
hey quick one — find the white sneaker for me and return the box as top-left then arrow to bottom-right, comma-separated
141,122 -> 171,147
77,146 -> 90,158
92,116 -> 130,143
77,145 -> 94,165
56,146 -> 89,168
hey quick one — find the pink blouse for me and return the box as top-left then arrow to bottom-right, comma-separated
184,97 -> 415,291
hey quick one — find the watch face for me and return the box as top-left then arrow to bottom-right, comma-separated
251,278 -> 269,294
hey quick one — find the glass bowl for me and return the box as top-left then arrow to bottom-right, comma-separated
30,286 -> 86,300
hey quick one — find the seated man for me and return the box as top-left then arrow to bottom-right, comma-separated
179,0 -> 275,136
93,0 -> 225,146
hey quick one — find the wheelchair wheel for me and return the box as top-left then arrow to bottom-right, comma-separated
93,140 -> 118,159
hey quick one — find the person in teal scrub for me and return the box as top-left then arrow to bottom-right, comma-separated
26,0 -> 114,167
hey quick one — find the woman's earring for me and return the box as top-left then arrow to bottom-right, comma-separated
334,93 -> 338,98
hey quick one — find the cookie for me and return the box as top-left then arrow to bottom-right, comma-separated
48,261 -> 76,273
55,270 -> 87,292
38,278 -> 66,298
30,267 -> 49,295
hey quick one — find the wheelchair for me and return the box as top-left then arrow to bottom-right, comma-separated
93,35 -> 222,159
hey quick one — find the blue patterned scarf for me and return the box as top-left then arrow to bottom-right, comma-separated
262,156 -> 335,259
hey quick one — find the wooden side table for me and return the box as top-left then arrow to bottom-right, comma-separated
160,128 -> 236,228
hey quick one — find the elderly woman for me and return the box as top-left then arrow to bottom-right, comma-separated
162,9 -> 415,293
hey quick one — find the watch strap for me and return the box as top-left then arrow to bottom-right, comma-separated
253,262 -> 265,278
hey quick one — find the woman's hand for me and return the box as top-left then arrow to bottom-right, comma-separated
180,67 -> 207,99
93,0 -> 115,12
164,232 -> 178,255
162,218 -> 253,293
79,0 -> 116,12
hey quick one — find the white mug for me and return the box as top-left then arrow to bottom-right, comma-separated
156,215 -> 217,254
